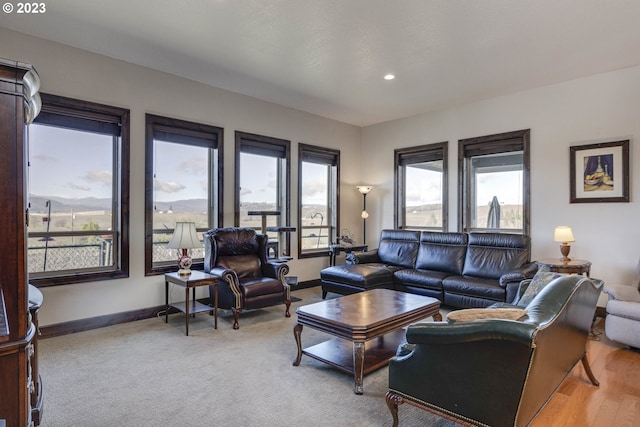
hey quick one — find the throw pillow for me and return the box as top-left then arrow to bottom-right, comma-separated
517,270 -> 564,306
446,308 -> 527,323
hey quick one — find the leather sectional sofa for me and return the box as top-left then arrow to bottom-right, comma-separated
320,229 -> 538,308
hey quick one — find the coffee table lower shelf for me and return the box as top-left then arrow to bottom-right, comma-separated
301,329 -> 407,376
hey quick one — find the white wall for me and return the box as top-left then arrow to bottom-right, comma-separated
362,65 -> 640,292
1,27 -> 363,326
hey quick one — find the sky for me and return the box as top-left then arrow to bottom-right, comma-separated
29,124 -> 113,200
29,124 -> 522,207
154,140 -> 209,202
404,164 -> 522,207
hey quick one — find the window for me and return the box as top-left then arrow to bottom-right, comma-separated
235,131 -> 291,257
145,114 -> 223,275
458,129 -> 530,234
27,94 -> 130,286
394,142 -> 448,231
298,143 -> 339,258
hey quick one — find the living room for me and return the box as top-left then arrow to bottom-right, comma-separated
1,1 -> 639,426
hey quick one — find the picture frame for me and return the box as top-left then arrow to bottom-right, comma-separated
570,139 -> 629,203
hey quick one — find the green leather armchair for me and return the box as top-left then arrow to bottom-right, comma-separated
386,275 -> 603,427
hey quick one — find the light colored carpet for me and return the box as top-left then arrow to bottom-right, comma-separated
39,287 -> 461,427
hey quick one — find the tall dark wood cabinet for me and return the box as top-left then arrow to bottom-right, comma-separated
0,59 -> 43,426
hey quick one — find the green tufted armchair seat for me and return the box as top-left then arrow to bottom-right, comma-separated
386,274 -> 603,427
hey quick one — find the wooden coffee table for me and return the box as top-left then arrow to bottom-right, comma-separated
293,289 -> 441,394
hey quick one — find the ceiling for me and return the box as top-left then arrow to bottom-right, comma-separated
2,0 -> 640,127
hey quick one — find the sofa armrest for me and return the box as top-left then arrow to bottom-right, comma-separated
405,320 -> 536,347
345,249 -> 380,265
604,284 -> 640,302
499,262 -> 538,287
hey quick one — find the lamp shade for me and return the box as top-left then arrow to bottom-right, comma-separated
554,226 -> 575,243
356,185 -> 373,194
166,222 -> 201,249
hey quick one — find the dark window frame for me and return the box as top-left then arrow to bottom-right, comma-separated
144,114 -> 224,276
29,93 -> 130,287
458,129 -> 530,235
234,131 -> 291,256
394,142 -> 448,231
298,143 -> 340,259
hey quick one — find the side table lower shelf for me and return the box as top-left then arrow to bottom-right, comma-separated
169,300 -> 213,318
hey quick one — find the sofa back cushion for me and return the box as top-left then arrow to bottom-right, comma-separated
463,232 -> 530,279
377,229 -> 421,268
416,232 -> 468,274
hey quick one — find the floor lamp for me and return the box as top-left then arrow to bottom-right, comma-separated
356,186 -> 373,244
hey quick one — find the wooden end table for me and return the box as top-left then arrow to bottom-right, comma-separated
537,258 -> 591,277
328,244 -> 368,266
164,271 -> 218,336
293,289 -> 441,394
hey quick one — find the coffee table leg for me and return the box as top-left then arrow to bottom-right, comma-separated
293,323 -> 303,366
353,341 -> 365,394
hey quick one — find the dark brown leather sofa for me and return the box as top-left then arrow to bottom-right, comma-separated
320,229 -> 538,308
385,274 -> 603,427
203,227 -> 291,329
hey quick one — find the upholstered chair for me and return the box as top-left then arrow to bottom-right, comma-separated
386,275 -> 602,427
203,227 -> 291,329
603,257 -> 640,349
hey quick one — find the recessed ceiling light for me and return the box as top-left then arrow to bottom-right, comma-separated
384,74 -> 395,80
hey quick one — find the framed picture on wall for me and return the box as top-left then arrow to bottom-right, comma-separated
570,139 -> 629,203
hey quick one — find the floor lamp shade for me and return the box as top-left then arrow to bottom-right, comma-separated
167,222 -> 201,275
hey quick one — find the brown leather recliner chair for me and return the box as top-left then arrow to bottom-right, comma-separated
203,227 -> 291,329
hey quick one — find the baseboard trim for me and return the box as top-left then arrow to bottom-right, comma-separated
40,305 -> 170,339
293,278 -> 321,290
40,280 -> 321,338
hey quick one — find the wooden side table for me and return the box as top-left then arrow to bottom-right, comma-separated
165,271 -> 218,336
328,244 -> 368,266
537,258 -> 591,277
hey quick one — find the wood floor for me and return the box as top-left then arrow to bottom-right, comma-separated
531,320 -> 640,427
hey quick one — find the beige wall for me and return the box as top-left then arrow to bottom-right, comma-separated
1,27 -> 362,326
362,65 -> 640,293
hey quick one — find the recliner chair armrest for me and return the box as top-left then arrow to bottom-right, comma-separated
604,284 -> 640,302
499,262 -> 538,287
263,260 -> 290,280
345,250 -> 380,265
207,266 -> 240,285
405,320 -> 536,347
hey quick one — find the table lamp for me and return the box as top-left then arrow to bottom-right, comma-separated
166,222 -> 201,275
554,226 -> 575,262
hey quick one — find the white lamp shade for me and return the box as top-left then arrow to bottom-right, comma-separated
356,185 -> 373,194
166,222 -> 201,249
554,226 -> 575,243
